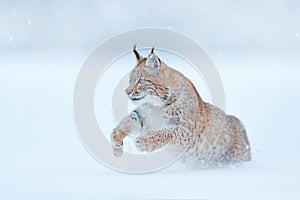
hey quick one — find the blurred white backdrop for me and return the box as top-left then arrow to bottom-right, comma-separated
0,0 -> 300,199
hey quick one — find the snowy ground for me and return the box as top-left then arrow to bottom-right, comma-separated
1,51 -> 300,199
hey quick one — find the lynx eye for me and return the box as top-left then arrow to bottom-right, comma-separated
134,78 -> 141,85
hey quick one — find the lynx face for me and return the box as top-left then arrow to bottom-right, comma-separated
125,50 -> 171,106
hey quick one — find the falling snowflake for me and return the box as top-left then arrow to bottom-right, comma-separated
9,36 -> 13,42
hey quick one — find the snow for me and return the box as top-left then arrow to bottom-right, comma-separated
0,51 -> 299,199
1,0 -> 300,199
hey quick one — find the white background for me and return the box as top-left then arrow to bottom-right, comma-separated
1,1 -> 300,199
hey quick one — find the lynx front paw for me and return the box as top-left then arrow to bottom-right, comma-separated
112,146 -> 123,157
111,128 -> 127,157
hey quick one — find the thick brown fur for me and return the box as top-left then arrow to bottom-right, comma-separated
111,48 -> 251,165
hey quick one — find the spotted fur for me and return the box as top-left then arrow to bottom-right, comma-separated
111,47 -> 251,165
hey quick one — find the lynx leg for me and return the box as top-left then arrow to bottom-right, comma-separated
228,116 -> 251,162
134,129 -> 173,152
111,111 -> 142,156
111,128 -> 127,157
135,125 -> 192,153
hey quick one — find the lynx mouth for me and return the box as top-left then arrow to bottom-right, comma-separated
130,94 -> 146,101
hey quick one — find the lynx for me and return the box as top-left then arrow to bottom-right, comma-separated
111,46 -> 251,166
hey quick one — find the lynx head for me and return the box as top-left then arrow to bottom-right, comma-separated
125,45 -> 173,106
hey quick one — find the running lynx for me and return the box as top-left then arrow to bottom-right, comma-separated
111,46 -> 251,166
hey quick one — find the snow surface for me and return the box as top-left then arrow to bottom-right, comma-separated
0,52 -> 300,200
1,0 -> 300,199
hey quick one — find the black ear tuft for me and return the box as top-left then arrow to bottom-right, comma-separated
133,44 -> 144,63
151,46 -> 155,53
133,44 -> 139,60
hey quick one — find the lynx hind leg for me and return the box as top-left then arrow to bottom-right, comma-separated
228,116 -> 251,162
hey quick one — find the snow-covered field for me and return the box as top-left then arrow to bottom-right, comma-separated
1,51 -> 299,199
1,0 -> 300,199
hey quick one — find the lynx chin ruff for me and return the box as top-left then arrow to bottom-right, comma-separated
111,46 -> 251,166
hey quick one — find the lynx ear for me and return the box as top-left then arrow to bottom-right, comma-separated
146,48 -> 161,70
133,44 -> 144,64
